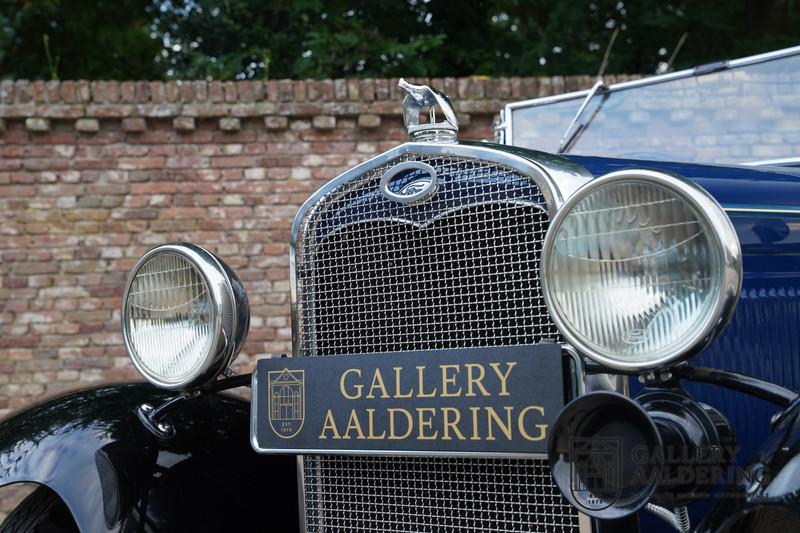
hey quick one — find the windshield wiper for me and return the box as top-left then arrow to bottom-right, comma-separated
557,79 -> 608,153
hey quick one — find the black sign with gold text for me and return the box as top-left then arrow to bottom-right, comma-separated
251,344 -> 564,456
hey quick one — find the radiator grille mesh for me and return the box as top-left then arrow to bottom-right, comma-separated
295,152 -> 580,532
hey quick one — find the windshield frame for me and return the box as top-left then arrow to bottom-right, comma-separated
498,45 -> 800,165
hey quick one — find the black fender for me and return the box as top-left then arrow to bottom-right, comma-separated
695,397 -> 800,532
0,383 -> 298,532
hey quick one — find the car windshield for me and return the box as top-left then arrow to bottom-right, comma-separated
505,47 -> 800,165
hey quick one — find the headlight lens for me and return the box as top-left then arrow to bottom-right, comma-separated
122,243 -> 249,389
542,170 -> 741,371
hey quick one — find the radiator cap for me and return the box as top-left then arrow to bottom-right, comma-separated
398,78 -> 458,143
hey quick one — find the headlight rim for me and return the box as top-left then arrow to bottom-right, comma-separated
541,168 -> 742,372
122,242 -> 244,390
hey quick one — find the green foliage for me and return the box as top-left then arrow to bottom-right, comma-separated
0,0 -> 161,79
1,0 -> 799,80
149,0 -> 451,79
42,34 -> 59,79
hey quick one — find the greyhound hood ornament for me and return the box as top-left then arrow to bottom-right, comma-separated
398,78 -> 459,142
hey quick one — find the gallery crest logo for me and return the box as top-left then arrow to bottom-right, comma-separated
569,437 -> 623,512
268,369 -> 305,439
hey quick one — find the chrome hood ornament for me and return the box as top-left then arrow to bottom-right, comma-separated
398,78 -> 459,142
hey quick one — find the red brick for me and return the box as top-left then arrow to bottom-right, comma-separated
165,81 -> 180,102
224,81 -> 237,102
238,81 -> 255,102
219,117 -> 241,131
173,116 -> 196,132
193,81 -> 208,102
0,80 -> 13,103
121,117 -> 147,132
160,207 -> 206,219
119,157 -> 166,170
278,80 -> 293,102
210,156 -> 256,168
360,79 -> 376,101
166,156 -> 209,168
4,277 -> 29,288
265,80 -> 279,101
179,81 -> 193,102
292,81 -> 306,102
0,185 -> 36,196
149,81 -> 164,103
45,81 -> 60,102
87,104 -> 133,118
14,80 -> 31,103
334,79 -> 348,100
25,118 -> 50,132
319,80 -> 334,101
131,182 -> 178,194
119,81 -> 136,102
209,81 -> 224,102
31,80 -> 46,103
135,81 -> 150,101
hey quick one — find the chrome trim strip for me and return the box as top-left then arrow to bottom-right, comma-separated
249,370 -> 260,450
723,206 -> 800,216
541,169 -> 743,372
579,512 -> 592,533
742,156 -> 800,167
262,449 -> 548,459
297,456 -> 307,533
289,141 -> 593,356
503,44 -> 800,147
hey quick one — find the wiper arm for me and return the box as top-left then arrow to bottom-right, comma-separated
557,79 -> 607,153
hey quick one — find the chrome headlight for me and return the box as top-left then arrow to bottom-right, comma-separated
542,170 -> 741,371
122,243 -> 249,389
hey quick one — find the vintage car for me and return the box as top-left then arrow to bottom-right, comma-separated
1,46 -> 799,533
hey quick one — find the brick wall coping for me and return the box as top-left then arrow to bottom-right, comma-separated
0,75 -> 641,133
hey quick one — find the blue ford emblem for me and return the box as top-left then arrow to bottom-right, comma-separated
380,161 -> 438,204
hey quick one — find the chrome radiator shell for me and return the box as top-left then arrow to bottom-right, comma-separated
290,143 -> 592,533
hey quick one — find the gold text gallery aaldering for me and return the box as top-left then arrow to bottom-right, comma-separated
317,362 -> 550,442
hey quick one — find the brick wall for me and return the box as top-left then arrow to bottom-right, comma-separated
0,73 -> 625,518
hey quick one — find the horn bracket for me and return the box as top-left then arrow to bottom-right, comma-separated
637,387 -> 736,506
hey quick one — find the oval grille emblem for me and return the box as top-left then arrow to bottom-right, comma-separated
400,177 -> 433,196
380,161 -> 438,204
